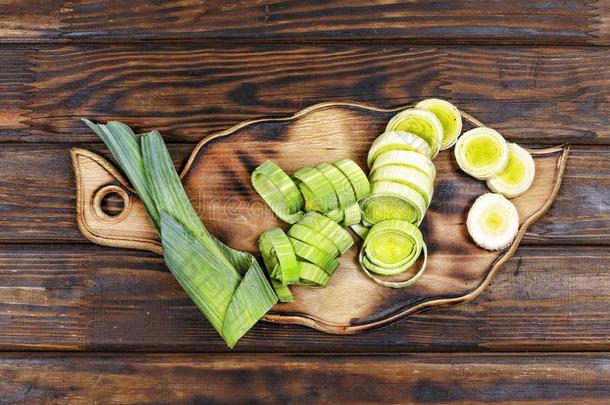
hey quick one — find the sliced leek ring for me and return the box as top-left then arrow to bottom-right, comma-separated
317,162 -> 357,208
359,219 -> 427,288
298,212 -> 353,254
293,167 -> 339,213
350,223 -> 370,239
467,193 -> 519,251
297,261 -> 330,287
333,159 -> 371,201
415,98 -> 462,150
258,228 -> 300,285
271,279 -> 294,303
369,150 -> 436,180
289,237 -> 338,273
455,127 -> 509,180
386,108 -> 443,159
370,165 -> 434,206
287,223 -> 339,256
341,202 -> 362,226
486,143 -> 535,198
251,160 -> 304,224
360,181 -> 427,226
367,131 -> 432,166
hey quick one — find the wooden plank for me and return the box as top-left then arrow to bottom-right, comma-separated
0,144 -> 605,245
1,0 -> 608,45
3,44 -> 609,144
0,244 -> 607,352
0,353 -> 609,404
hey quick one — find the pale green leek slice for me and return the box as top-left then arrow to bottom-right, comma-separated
341,202 -> 362,226
350,223 -> 370,239
298,212 -> 353,254
288,223 -> 339,256
369,149 -> 436,180
289,237 -> 338,274
467,193 -> 519,251
486,143 -> 535,198
455,127 -> 509,180
258,228 -> 300,285
358,219 -> 427,288
86,120 -> 278,348
271,279 -> 294,302
385,108 -> 444,158
297,261 -> 330,287
333,159 -> 371,201
415,98 -> 462,150
367,131 -> 432,166
317,162 -> 357,207
360,181 -> 427,226
251,161 -> 304,224
370,165 -> 434,206
293,167 -> 339,213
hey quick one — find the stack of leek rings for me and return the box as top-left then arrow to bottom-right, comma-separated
258,212 -> 353,301
358,99 -> 463,287
252,159 -> 370,227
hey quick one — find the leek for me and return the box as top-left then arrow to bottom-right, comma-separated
415,98 -> 462,150
84,120 -> 277,348
467,193 -> 519,251
455,127 -> 509,180
385,109 -> 444,158
251,161 -> 304,224
359,219 -> 428,288
486,143 -> 535,198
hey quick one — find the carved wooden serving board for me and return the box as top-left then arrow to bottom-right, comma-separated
72,102 -> 569,334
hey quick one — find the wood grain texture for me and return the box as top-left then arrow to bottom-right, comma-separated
0,353 -> 609,404
0,244 -> 607,352
71,103 -> 568,333
2,0 -> 609,45
1,44 -> 609,143
0,143 -> 607,244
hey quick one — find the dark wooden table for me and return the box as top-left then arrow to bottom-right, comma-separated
1,1 -> 609,403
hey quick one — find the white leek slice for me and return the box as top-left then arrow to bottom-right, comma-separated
370,165 -> 434,206
359,219 -> 427,288
415,98 -> 462,150
486,143 -> 535,198
251,160 -> 304,224
467,193 -> 519,251
333,159 -> 371,201
454,127 -> 509,180
292,167 -> 339,213
385,108 -> 444,158
298,212 -> 353,254
360,181 -> 427,226
367,131 -> 432,166
369,149 -> 436,180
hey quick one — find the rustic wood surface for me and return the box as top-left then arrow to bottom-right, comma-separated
0,0 -> 609,403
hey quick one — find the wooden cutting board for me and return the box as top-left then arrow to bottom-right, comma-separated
71,102 -> 569,334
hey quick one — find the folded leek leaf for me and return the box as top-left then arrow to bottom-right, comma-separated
84,120 -> 277,348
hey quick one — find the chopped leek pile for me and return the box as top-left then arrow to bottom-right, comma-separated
467,193 -> 519,250
85,120 -> 277,348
